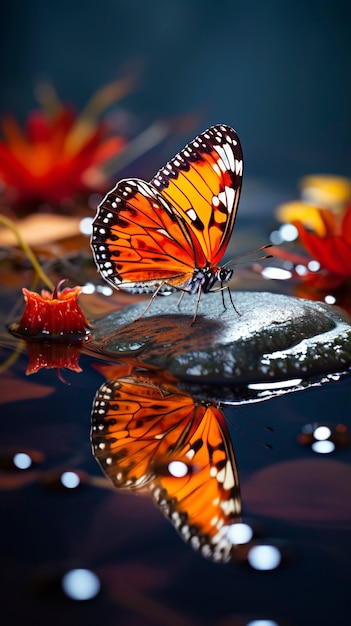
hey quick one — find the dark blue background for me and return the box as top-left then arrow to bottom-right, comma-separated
1,0 -> 351,185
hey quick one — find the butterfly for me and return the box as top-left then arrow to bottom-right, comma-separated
91,373 -> 241,562
91,124 -> 244,322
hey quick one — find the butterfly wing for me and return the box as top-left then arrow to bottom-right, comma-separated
91,124 -> 243,293
91,375 -> 203,490
91,375 -> 241,562
91,178 -> 199,293
153,124 -> 243,266
150,402 -> 241,562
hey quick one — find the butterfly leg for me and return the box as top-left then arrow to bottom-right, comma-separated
191,285 -> 203,325
133,282 -> 168,321
224,286 -> 241,317
177,291 -> 185,310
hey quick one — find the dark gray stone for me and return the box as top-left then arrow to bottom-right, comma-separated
89,291 -> 351,389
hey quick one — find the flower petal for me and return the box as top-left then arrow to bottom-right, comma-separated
296,223 -> 351,276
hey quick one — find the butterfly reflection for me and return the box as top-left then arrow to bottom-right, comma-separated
91,372 -> 241,563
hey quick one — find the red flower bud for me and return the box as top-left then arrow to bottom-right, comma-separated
11,280 -> 91,340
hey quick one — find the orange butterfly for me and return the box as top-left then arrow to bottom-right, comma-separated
91,373 -> 241,562
91,124 -> 243,321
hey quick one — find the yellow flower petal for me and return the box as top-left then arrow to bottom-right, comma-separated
300,175 -> 351,209
275,201 -> 328,236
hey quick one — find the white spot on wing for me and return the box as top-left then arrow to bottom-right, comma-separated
214,145 -> 230,170
223,143 -> 235,172
235,159 -> 243,175
218,186 -> 235,211
186,208 -> 198,221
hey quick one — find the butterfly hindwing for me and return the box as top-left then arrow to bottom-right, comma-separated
150,402 -> 241,562
91,179 -> 198,293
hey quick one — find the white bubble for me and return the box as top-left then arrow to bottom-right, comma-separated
307,260 -> 320,272
60,471 -> 81,489
227,522 -> 253,544
295,264 -> 308,276
13,452 -> 32,470
247,545 -> 282,570
97,285 -> 114,296
168,461 -> 188,477
261,266 -> 292,281
81,282 -> 96,294
61,568 -> 100,600
311,440 -> 335,454
79,217 -> 94,236
313,426 -> 331,441
269,230 -> 283,245
279,223 -> 298,242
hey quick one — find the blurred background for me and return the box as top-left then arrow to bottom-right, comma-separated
1,0 -> 351,192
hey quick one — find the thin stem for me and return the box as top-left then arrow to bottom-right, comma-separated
0,215 -> 54,291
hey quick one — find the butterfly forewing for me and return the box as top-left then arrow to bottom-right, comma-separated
152,124 -> 243,265
91,376 -> 203,489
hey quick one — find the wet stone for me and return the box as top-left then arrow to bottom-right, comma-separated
90,291 -> 351,384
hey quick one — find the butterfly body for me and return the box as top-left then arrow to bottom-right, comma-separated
91,124 -> 243,318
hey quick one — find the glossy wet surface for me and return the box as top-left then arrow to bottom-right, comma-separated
1,207 -> 351,625
1,323 -> 351,625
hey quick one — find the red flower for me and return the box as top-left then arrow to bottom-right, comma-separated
271,176 -> 351,313
0,81 -> 128,212
294,206 -> 351,281
10,280 -> 91,340
9,280 -> 91,380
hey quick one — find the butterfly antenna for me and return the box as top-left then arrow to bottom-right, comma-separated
222,244 -> 273,269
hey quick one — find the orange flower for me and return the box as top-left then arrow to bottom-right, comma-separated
10,280 -> 91,340
0,80 -> 130,212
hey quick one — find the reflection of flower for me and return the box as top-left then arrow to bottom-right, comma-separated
10,280 -> 91,340
25,342 -> 83,376
274,176 -> 351,310
0,81 -> 129,213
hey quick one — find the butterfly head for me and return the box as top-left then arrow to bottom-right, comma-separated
187,264 -> 233,295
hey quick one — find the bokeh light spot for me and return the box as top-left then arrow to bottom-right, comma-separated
60,471 -> 81,489
61,568 -> 100,600
247,545 -> 282,570
227,522 -> 253,544
13,452 -> 32,470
